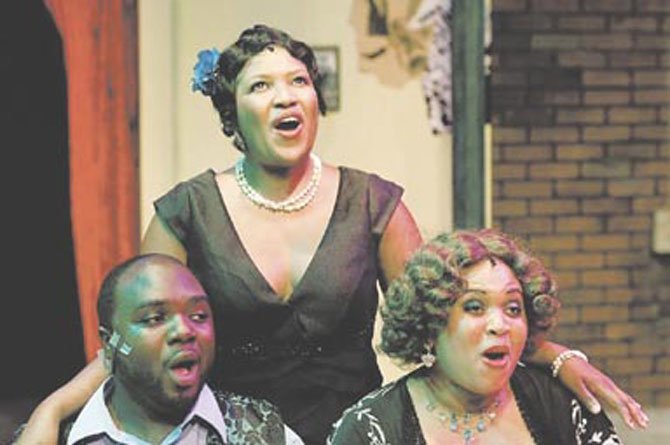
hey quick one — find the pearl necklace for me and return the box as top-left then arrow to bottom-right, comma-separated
234,154 -> 322,213
423,379 -> 501,445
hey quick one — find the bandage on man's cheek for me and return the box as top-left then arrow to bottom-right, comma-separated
109,331 -> 133,356
119,342 -> 133,356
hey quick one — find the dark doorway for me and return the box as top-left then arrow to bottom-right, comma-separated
1,0 -> 85,399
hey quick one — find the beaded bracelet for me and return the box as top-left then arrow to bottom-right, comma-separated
551,349 -> 589,378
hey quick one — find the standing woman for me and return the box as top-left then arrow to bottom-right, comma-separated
142,24 -> 423,444
17,25 -> 646,445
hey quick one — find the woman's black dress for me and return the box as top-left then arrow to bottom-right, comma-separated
155,167 -> 403,444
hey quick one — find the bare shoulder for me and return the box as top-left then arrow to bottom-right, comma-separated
320,162 -> 340,189
379,200 -> 423,284
140,214 -> 187,263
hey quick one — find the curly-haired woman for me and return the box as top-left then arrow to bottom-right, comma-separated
329,229 -> 622,444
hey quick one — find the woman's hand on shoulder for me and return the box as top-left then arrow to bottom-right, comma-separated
557,353 -> 649,430
13,401 -> 61,444
14,352 -> 108,444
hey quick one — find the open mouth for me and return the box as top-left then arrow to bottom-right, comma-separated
273,116 -> 301,131
481,346 -> 510,367
171,358 -> 196,374
483,351 -> 507,361
168,357 -> 200,386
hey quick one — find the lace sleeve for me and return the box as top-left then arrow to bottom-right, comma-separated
570,399 -> 622,445
216,391 -> 287,445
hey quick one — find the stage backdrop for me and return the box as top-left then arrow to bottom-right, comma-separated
45,0 -> 139,361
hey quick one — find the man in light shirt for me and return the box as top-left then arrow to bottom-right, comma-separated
34,253 -> 302,444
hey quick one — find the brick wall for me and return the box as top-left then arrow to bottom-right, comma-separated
490,0 -> 670,405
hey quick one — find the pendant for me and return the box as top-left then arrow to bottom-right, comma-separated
463,428 -> 474,444
449,412 -> 458,432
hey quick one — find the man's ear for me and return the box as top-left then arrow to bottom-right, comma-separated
98,326 -> 115,372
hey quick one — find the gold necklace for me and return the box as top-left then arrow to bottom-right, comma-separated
423,379 -> 501,445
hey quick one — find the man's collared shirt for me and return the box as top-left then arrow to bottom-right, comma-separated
65,378 -> 303,444
66,379 -> 227,445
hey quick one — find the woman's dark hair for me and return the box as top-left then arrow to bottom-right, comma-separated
381,229 -> 561,365
210,24 -> 327,151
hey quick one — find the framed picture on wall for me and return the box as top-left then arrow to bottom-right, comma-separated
313,46 -> 340,112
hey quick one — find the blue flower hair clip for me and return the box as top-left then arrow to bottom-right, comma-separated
191,48 -> 221,96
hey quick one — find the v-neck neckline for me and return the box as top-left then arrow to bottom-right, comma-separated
207,167 -> 345,304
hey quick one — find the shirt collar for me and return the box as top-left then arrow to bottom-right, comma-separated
67,379 -> 226,445
181,384 -> 227,439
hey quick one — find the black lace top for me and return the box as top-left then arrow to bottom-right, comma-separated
328,365 -> 622,445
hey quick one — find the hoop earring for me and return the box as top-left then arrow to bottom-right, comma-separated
421,345 -> 436,368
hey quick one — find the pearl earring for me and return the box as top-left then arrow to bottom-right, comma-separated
421,345 -> 436,368
233,131 -> 247,151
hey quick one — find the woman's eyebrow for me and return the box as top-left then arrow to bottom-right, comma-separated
462,288 -> 487,295
462,287 -> 523,294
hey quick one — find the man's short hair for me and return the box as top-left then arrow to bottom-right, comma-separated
96,254 -> 183,330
